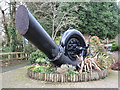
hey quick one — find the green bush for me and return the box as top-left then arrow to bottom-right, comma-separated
24,43 -> 37,54
67,70 -> 78,75
111,42 -> 119,52
32,65 -> 45,72
28,64 -> 54,74
96,52 -> 114,69
28,65 -> 35,69
55,36 -> 61,45
28,50 -> 46,64
35,57 -> 50,65
2,46 -> 12,52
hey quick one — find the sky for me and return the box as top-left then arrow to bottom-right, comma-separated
117,0 -> 120,3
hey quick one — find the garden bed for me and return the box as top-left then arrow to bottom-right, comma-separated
27,69 -> 107,82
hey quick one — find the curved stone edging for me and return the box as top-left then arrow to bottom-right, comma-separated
27,69 -> 107,82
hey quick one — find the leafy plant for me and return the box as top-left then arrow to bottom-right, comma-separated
67,70 -> 78,76
111,42 -> 119,52
90,36 -> 104,56
24,43 -> 37,54
28,54 -> 54,73
35,57 -> 50,65
28,50 -> 46,64
95,52 -> 114,69
55,36 -> 61,45
28,65 -> 35,69
88,36 -> 115,70
29,64 -> 55,74
2,46 -> 12,52
56,64 -> 76,74
32,65 -> 45,72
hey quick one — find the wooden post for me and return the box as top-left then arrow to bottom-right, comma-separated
27,69 -> 107,83
16,53 -> 18,59
73,74 -> 75,82
56,74 -> 58,82
38,73 -> 40,80
85,73 -> 87,82
8,54 -> 10,60
76,74 -> 78,82
80,73 -> 82,81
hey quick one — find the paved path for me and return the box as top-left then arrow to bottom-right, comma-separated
2,62 -> 30,73
1,66 -> 119,88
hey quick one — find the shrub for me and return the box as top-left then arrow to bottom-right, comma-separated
111,42 -> 119,52
90,36 -> 104,56
28,50 -> 46,64
24,43 -> 37,54
32,65 -> 45,72
28,65 -> 35,69
35,57 -> 50,65
96,52 -> 114,69
67,70 -> 78,75
2,46 -> 12,52
28,63 -> 55,74
29,64 -> 77,74
55,36 -> 61,45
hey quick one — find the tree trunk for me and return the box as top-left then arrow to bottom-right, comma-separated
12,2 -> 16,27
0,7 -> 10,46
9,1 -> 17,52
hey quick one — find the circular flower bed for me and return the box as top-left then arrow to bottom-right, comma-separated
27,68 -> 107,82
27,36 -> 114,82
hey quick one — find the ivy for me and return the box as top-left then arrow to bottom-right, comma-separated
8,2 -> 17,52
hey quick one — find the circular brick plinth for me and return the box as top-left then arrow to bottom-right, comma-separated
27,69 -> 107,82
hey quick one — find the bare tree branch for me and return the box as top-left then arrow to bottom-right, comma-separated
52,5 -> 79,40
53,21 -> 76,40
34,9 -> 52,19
